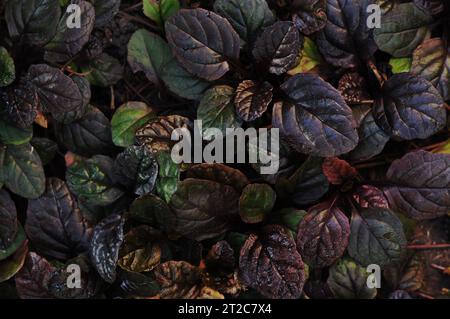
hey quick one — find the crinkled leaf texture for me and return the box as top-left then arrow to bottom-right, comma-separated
25,178 -> 92,260
296,201 -> 350,268
92,0 -> 121,27
239,225 -> 305,299
168,178 -> 239,241
316,0 -> 377,68
89,213 -> 124,283
0,47 -> 15,87
253,21 -> 302,75
411,38 -> 450,101
374,73 -> 445,141
113,145 -> 158,196
348,207 -> 406,267
5,0 -> 61,46
44,0 -> 95,63
273,74 -> 358,157
165,8 -> 240,81
374,2 -> 433,57
213,0 -> 275,44
239,183 -> 276,224
383,150 -> 450,220
0,190 -> 18,251
235,80 -> 273,122
327,258 -> 377,299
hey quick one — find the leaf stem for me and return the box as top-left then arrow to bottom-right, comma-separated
407,243 -> 450,250
367,60 -> 385,86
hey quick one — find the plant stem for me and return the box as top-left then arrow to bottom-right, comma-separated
407,243 -> 450,250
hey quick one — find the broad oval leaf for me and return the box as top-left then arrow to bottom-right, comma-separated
315,0 -> 377,68
348,207 -> 406,267
322,157 -> 357,185
118,225 -> 163,273
129,194 -> 172,226
56,105 -> 113,156
411,38 -> 450,101
89,213 -> 124,283
83,53 -> 123,87
273,74 -> 358,157
239,225 -> 305,299
66,154 -> 124,206
113,145 -> 158,196
0,47 -> 15,87
197,85 -> 242,139
136,115 -> 192,153
25,178 -> 92,260
44,0 -> 95,63
213,0 -> 275,43
374,73 -> 446,141
168,178 -> 239,241
0,224 -> 25,262
165,8 -> 240,81
0,189 -> 17,250
235,80 -> 273,122
0,79 -> 38,129
327,258 -> 377,299
2,143 -> 45,199
5,0 -> 61,46
291,0 -> 327,35
239,184 -> 276,224
15,252 -> 55,299
111,102 -> 154,148
253,21 -> 302,75
383,150 -> 450,220
28,64 -> 83,116
296,202 -> 350,268
0,239 -> 28,283
374,2 -> 433,57
186,163 -> 250,193
92,0 -> 121,27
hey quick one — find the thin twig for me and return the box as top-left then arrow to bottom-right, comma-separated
407,243 -> 450,250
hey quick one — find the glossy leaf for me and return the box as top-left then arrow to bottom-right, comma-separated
0,118 -> 32,146
154,261 -> 202,299
0,240 -> 28,283
89,213 -> 124,283
44,0 -> 95,63
253,21 -> 302,75
0,80 -> 38,129
155,151 -> 180,203
2,143 -> 45,199
168,178 -> 239,241
55,105 -> 113,156
0,224 -> 25,262
374,73 -> 445,141
239,184 -> 276,224
348,207 -> 406,267
66,154 -> 124,206
113,145 -> 158,196
129,194 -> 172,226
213,0 -> 275,43
5,0 -> 61,46
322,157 -> 357,185
383,150 -> 450,220
84,53 -> 123,87
239,225 -> 305,299
327,258 -> 377,299
374,3 -> 433,57
111,102 -> 154,147
25,178 -> 92,260
316,0 -> 377,68
0,47 -> 15,87
411,38 -> 450,100
288,37 -> 324,75
273,74 -> 358,157
197,85 -> 242,139
165,8 -> 240,81
235,80 -> 273,122
0,189 -> 18,250
143,0 -> 180,26
297,202 -> 350,268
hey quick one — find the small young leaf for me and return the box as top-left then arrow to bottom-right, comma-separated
111,102 -> 154,147
155,151 -> 180,203
389,57 -> 412,74
235,80 -> 273,122
239,184 -> 276,224
0,189 -> 18,251
143,0 -> 180,26
288,37 -> 324,75
0,47 -> 15,87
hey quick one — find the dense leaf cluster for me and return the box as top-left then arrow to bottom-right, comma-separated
0,0 -> 450,299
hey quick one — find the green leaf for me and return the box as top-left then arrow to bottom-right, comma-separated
239,184 -> 276,224
269,208 -> 306,238
143,0 -> 180,26
66,155 -> 124,206
197,85 -> 242,140
374,3 -> 433,57
127,29 -> 209,100
288,37 -> 323,75
327,258 -> 377,299
0,239 -> 28,283
0,224 -> 25,261
2,143 -> 45,199
348,207 -> 407,267
111,102 -> 155,147
83,53 -> 123,87
0,118 -> 32,145
389,57 -> 412,74
155,151 -> 179,202
0,47 -> 15,87
129,193 -> 172,225
213,0 -> 275,44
